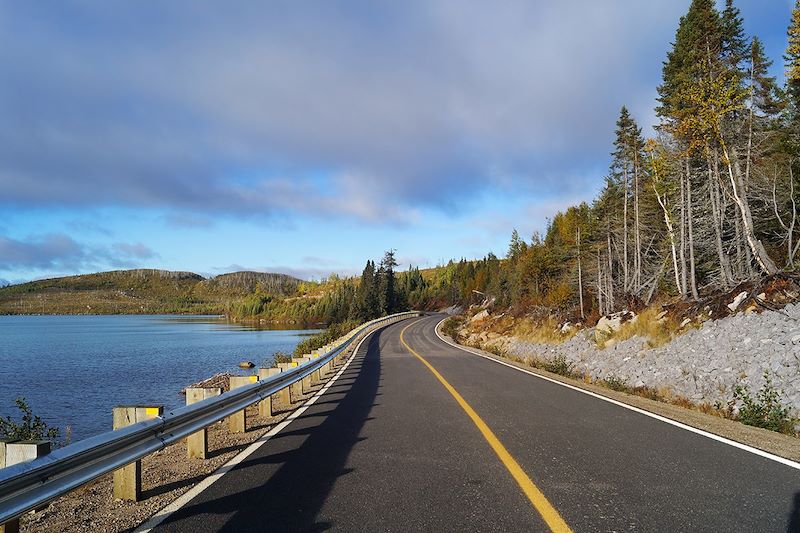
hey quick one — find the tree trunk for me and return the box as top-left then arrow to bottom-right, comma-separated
686,159 -> 700,300
597,252 -> 603,314
724,145 -> 779,275
679,162 -> 688,297
623,164 -> 629,293
708,151 -> 732,288
634,151 -> 642,294
577,227 -> 584,319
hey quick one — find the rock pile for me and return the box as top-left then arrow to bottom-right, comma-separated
471,303 -> 800,411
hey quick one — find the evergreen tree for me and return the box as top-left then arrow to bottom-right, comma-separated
378,249 -> 398,314
507,229 -> 526,260
750,37 -> 783,118
720,0 -> 748,74
355,260 -> 379,320
657,0 -> 722,122
786,1 -> 800,111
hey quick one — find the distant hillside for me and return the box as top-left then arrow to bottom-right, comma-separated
197,271 -> 300,295
0,269 -> 303,316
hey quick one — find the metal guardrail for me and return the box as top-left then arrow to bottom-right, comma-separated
0,311 -> 421,524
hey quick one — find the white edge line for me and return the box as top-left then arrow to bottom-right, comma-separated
135,328 -> 378,532
433,317 -> 800,471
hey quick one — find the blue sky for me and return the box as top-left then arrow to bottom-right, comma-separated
0,1 -> 793,283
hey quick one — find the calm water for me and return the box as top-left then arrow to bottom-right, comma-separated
0,315 -> 318,441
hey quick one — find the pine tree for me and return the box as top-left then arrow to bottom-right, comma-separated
657,0 -> 722,122
785,0 -> 800,111
750,37 -> 783,119
507,229 -> 524,260
356,260 -> 378,320
720,0 -> 748,75
378,250 -> 398,314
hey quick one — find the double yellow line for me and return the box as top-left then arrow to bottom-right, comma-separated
400,322 -> 572,533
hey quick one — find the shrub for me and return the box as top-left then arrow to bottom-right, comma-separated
0,397 -> 59,441
271,351 -> 293,364
602,375 -> 629,392
542,354 -> 576,378
441,316 -> 465,340
733,372 -> 797,435
294,320 -> 360,356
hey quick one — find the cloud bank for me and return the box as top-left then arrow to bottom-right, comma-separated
0,1 -> 687,223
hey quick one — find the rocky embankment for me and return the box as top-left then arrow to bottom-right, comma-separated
461,302 -> 800,412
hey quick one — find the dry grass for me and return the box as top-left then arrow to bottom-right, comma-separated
601,305 -> 681,348
509,316 -> 577,344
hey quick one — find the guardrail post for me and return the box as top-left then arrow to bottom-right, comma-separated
308,355 -> 322,385
228,376 -> 257,433
112,405 -> 163,501
185,387 -> 222,459
292,357 -> 312,393
276,362 -> 301,403
257,368 -> 282,416
0,438 -> 17,469
0,440 -> 51,533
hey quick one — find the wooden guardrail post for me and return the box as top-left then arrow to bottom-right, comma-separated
185,387 -> 222,459
257,368 -> 282,416
1,439 -> 51,533
0,438 -> 16,470
228,376 -> 257,433
112,405 -> 163,501
292,357 -> 312,393
309,355 -> 323,385
276,362 -> 301,403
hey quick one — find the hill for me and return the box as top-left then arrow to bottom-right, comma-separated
0,269 -> 302,316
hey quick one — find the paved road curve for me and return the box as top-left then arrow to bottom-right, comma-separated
152,315 -> 800,532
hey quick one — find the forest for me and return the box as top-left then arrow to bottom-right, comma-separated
291,0 -> 800,326
419,1 -> 800,319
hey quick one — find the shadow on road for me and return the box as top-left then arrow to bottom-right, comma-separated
787,491 -> 800,533
155,329 -> 384,532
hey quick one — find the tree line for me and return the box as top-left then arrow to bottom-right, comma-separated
239,1 -> 800,326
408,0 -> 800,320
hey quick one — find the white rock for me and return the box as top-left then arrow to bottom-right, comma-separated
470,310 -> 490,323
728,291 -> 748,312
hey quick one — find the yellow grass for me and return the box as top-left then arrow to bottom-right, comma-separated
602,305 -> 680,348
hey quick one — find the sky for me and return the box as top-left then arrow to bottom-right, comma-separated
0,1 -> 794,284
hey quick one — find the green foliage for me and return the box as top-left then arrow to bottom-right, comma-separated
0,397 -> 59,441
294,320 -> 360,356
542,355 -> 577,378
440,316 -> 465,340
733,373 -> 797,435
602,375 -> 629,392
271,351 -> 293,364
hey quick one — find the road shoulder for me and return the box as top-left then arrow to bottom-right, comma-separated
434,318 -> 800,464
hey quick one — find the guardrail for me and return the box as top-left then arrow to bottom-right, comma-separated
0,311 -> 422,525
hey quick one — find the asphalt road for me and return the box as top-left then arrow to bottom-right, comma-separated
153,315 -> 800,532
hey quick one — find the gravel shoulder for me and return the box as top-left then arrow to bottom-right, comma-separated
19,376 -> 335,532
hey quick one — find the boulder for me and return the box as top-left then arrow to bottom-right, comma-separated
595,311 -> 636,342
727,291 -> 748,312
470,309 -> 490,323
238,361 -> 255,369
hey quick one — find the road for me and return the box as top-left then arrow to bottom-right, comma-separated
151,315 -> 800,532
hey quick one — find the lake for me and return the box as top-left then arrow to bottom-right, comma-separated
0,315 -> 318,442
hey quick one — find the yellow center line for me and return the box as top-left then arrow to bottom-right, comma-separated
400,321 -> 572,533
